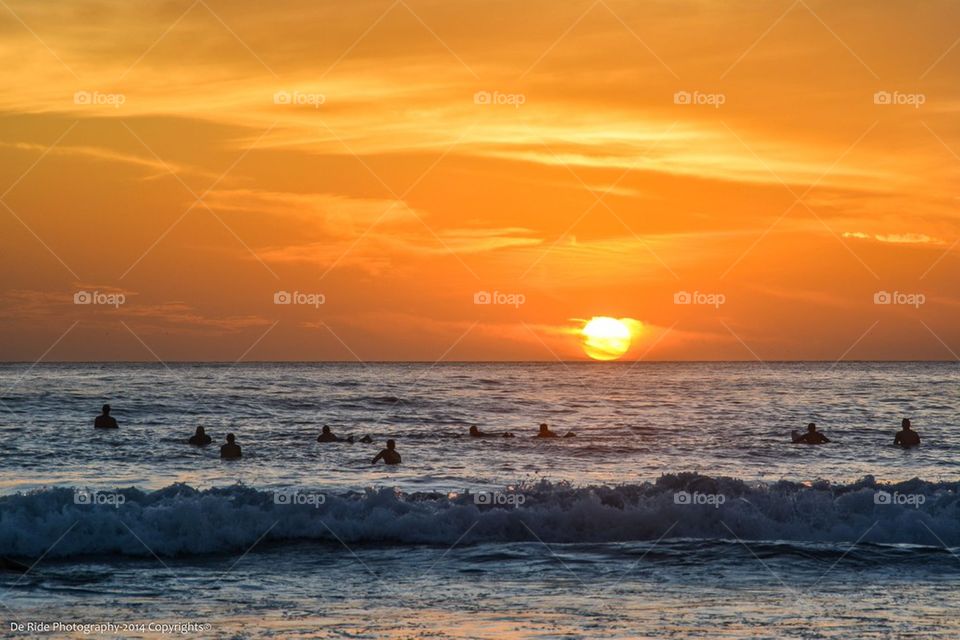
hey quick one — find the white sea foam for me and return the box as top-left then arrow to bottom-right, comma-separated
1,474 -> 957,558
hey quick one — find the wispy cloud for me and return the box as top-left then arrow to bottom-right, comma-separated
843,231 -> 942,245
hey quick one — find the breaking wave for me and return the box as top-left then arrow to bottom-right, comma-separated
2,474 -> 958,558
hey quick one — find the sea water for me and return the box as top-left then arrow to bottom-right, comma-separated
1,362 -> 959,638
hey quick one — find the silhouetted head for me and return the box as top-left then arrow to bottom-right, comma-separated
539,423 -> 549,434
226,433 -> 236,444
101,404 -> 111,415
902,418 -> 911,430
386,439 -> 396,450
807,423 -> 816,433
469,426 -> 480,435
195,426 -> 205,436
322,425 -> 331,434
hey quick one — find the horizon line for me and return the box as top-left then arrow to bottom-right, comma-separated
0,359 -> 957,365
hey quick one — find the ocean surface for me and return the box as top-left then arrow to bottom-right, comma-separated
1,362 -> 959,638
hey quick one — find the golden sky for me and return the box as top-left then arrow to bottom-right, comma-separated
1,0 -> 959,361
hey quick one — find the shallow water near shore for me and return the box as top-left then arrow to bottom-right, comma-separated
7,541 -> 960,638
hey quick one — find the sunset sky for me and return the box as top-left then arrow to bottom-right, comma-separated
1,0 -> 959,361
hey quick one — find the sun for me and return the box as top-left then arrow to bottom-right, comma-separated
580,317 -> 633,361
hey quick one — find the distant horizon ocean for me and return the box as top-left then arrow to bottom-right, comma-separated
3,361 -> 960,637
5,359 -> 958,362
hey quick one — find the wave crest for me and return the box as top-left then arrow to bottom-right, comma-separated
1,474 -> 957,558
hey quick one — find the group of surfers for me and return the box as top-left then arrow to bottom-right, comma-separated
791,419 -> 921,448
92,403 -> 924,469
94,404 -> 401,464
93,403 -> 582,466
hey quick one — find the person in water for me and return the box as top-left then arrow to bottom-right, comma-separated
793,422 -> 830,444
220,433 -> 242,459
535,423 -> 558,438
317,425 -> 352,443
470,426 -> 514,438
534,423 -> 575,438
94,404 -> 118,429
894,418 -> 921,448
372,439 -> 401,465
188,426 -> 212,445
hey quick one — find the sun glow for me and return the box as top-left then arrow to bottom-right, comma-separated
580,317 -> 633,361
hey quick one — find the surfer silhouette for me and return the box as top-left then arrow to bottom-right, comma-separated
894,418 -> 920,448
535,423 -> 558,438
318,425 -> 352,443
471,426 -> 514,438
188,426 -> 212,445
792,423 -> 830,444
94,404 -> 118,429
372,439 -> 401,465
220,433 -> 242,459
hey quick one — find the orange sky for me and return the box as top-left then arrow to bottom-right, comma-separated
1,0 -> 959,361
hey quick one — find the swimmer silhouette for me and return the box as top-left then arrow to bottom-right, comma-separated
94,404 -> 118,429
317,425 -> 341,443
534,423 -> 557,438
220,433 -> 242,459
188,426 -> 212,446
792,422 -> 830,444
471,426 -> 514,438
894,418 -> 921,448
372,439 -> 401,465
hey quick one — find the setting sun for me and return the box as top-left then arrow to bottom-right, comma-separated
581,317 -> 633,361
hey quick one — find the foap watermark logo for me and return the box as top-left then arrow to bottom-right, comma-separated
673,90 -> 725,108
474,490 -> 526,507
674,490 -> 726,508
273,90 -> 326,108
474,290 -> 525,308
873,90 -> 925,109
74,290 -> 126,308
273,488 -> 326,508
874,490 -> 925,509
473,90 -> 526,108
274,290 -> 326,308
74,488 -> 125,508
874,290 -> 925,308
674,290 -> 725,308
73,90 -> 126,108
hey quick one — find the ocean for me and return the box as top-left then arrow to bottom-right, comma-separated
1,362 -> 959,638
